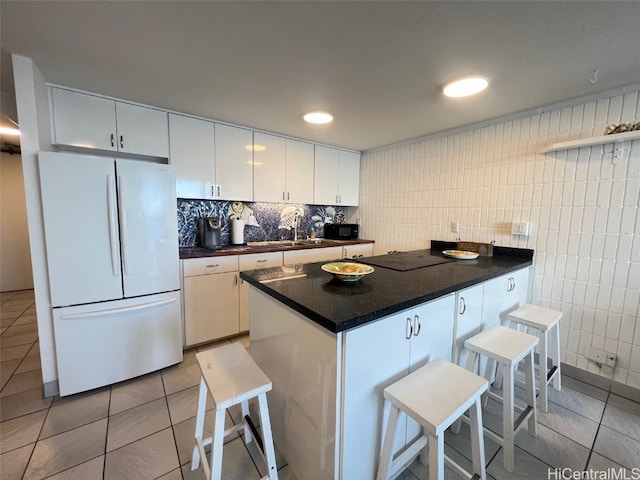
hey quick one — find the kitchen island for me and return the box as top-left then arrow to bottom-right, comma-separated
240,246 -> 533,480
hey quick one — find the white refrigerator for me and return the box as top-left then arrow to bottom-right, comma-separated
39,151 -> 183,396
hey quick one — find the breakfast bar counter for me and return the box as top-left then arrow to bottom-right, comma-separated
241,246 -> 533,480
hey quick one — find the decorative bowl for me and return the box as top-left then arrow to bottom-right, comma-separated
442,250 -> 480,260
321,262 -> 374,282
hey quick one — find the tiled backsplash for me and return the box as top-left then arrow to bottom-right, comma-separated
178,200 -> 346,246
357,87 -> 640,387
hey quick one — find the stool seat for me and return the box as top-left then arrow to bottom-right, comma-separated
377,358 -> 489,480
192,343 -> 278,480
197,343 -> 271,409
464,325 -> 539,366
507,304 -> 563,412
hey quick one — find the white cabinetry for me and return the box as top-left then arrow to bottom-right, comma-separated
214,123 -> 253,201
342,243 -> 373,260
313,145 -> 360,206
452,283 -> 484,368
341,294 -> 455,480
50,87 -> 169,158
253,133 -> 314,204
482,267 -> 529,329
183,256 -> 240,346
239,252 -> 283,332
283,246 -> 343,265
169,114 -> 216,199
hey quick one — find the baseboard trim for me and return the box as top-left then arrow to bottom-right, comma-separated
561,362 -> 640,403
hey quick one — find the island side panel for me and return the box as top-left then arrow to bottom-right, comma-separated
249,287 -> 341,480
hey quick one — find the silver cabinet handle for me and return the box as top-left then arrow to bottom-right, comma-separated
257,259 -> 267,264
110,133 -> 114,147
217,185 -> 221,198
206,264 -> 219,268
282,192 -> 286,201
460,297 -> 466,315
211,185 -> 215,198
287,192 -> 290,201
233,274 -> 238,286
406,317 -> 413,339
119,135 -> 124,149
413,315 -> 421,336
336,195 -> 339,204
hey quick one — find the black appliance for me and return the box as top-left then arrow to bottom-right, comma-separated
357,250 -> 454,271
198,216 -> 222,248
324,223 -> 359,240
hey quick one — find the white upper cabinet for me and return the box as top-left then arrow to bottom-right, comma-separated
253,132 -> 287,202
214,123 -> 253,201
314,145 -> 360,206
50,87 -> 169,158
253,133 -> 314,204
169,114 -> 216,199
285,139 -> 314,204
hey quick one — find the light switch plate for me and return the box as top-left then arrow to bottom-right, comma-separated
511,222 -> 530,236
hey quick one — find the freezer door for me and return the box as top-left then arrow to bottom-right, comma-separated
116,159 -> 180,297
39,152 -> 123,306
53,291 -> 183,396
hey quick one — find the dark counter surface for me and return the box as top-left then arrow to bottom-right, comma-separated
180,239 -> 374,259
240,248 -> 533,333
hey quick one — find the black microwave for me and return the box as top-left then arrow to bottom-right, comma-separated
324,223 -> 359,240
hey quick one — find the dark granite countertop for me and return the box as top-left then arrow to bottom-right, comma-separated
240,248 -> 533,333
180,239 -> 375,259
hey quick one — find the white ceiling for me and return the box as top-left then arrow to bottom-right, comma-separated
2,1 -> 640,151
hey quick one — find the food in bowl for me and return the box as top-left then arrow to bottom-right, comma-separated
321,262 -> 374,282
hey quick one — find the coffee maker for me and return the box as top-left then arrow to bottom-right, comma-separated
198,216 -> 222,248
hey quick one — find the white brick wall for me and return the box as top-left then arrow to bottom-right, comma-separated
354,87 -> 640,387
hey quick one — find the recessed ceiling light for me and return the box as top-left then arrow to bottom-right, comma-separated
303,111 -> 333,124
443,76 -> 489,98
0,126 -> 21,136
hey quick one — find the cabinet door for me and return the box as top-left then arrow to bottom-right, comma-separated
482,268 -> 530,330
169,114 -> 216,199
253,132 -> 286,203
239,252 -> 283,332
313,145 -> 340,205
282,246 -> 343,265
183,271 -> 239,346
342,243 -> 373,260
215,124 -> 253,201
115,102 -> 169,158
342,312 -> 410,480
286,139 -> 314,204
337,150 -> 360,206
453,283 -> 484,368
51,87 -> 117,151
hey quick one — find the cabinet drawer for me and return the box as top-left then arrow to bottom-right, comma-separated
239,252 -> 283,271
183,256 -> 238,277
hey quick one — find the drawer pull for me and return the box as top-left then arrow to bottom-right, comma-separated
257,259 -> 267,263
206,264 -> 219,268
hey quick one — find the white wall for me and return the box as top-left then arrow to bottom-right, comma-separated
357,86 -> 640,387
0,151 -> 33,291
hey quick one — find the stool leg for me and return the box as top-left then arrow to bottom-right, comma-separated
468,397 -> 486,480
210,407 -> 226,480
503,363 -> 515,473
451,351 -> 479,435
241,399 -> 253,443
525,350 -> 537,437
428,431 -> 444,480
539,330 -> 549,412
376,402 -> 399,480
192,377 -> 208,469
551,323 -> 562,390
257,393 -> 279,480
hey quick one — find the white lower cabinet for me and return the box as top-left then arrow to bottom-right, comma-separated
182,256 -> 240,346
341,294 -> 455,480
283,246 -> 343,265
482,267 -> 529,328
239,252 -> 283,332
452,283 -> 485,368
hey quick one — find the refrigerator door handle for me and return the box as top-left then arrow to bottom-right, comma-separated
107,174 -> 121,277
59,297 -> 176,320
117,174 -> 131,275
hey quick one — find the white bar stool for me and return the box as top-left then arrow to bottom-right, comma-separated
192,343 -> 278,480
507,304 -> 562,412
462,325 -> 538,473
377,358 -> 489,480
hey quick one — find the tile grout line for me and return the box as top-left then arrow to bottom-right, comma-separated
583,389 -> 611,471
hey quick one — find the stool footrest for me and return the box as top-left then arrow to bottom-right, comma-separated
386,435 -> 428,480
245,414 -> 264,453
546,365 -> 559,383
514,405 -> 534,434
445,455 -> 481,480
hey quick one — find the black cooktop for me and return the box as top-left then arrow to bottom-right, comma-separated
357,250 -> 455,271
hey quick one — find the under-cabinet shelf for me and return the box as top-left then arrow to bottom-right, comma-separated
540,130 -> 640,154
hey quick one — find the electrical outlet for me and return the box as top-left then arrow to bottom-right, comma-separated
451,222 -> 459,233
586,346 -> 617,368
511,222 -> 530,236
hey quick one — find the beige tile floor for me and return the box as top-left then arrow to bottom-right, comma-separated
1,289 -> 639,479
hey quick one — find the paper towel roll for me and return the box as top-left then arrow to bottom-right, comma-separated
231,216 -> 246,245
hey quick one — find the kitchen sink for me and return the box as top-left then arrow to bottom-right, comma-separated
246,239 -> 336,248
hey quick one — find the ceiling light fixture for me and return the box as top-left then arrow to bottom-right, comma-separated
303,111 -> 333,125
443,76 -> 489,98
